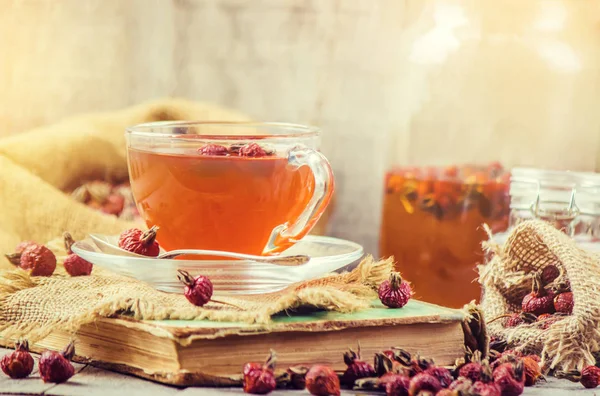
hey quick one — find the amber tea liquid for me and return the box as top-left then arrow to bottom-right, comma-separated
380,164 -> 510,308
128,148 -> 315,255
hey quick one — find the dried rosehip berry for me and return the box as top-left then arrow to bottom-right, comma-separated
449,377 -> 473,392
541,264 -> 560,285
101,193 -> 125,216
63,254 -> 93,276
424,366 -> 453,388
493,361 -> 524,396
581,366 -> 600,389
471,380 -> 501,396
505,312 -> 537,328
18,244 -> 57,276
287,365 -> 309,390
198,143 -> 229,156
177,270 -> 213,307
378,272 -> 412,308
521,356 -> 542,386
62,232 -> 92,276
385,374 -> 410,396
4,241 -> 37,265
471,363 -> 501,396
522,273 -> 555,316
305,365 -> 340,396
537,313 -> 563,330
238,142 -> 268,157
1,341 -> 34,379
458,361 -> 482,383
408,372 -> 442,395
39,342 -> 76,383
554,291 -> 574,315
118,226 -> 160,257
340,344 -> 376,387
243,350 -> 277,394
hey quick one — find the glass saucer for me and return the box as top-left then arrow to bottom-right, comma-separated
72,235 -> 364,295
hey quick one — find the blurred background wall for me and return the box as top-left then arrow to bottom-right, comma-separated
2,0 -> 600,255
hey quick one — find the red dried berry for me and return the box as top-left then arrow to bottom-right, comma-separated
305,365 -> 340,396
63,255 -> 93,276
39,342 -> 75,383
18,244 -> 57,276
287,365 -> 309,390
493,361 -> 524,396
341,345 -> 376,387
449,377 -> 473,392
581,366 -> 600,389
424,366 -> 453,388
554,292 -> 574,315
4,241 -> 37,266
522,273 -> 555,316
243,350 -> 277,394
458,362 -> 482,383
238,142 -> 268,157
521,357 -> 542,386
471,380 -> 501,396
101,193 -> 125,216
408,372 -> 442,395
1,341 -> 34,379
15,241 -> 36,254
385,374 -> 410,396
62,232 -> 93,276
503,312 -> 537,328
198,143 -> 229,156
177,270 -> 213,307
118,226 -> 160,257
378,272 -> 412,308
540,264 -> 560,285
537,313 -> 563,330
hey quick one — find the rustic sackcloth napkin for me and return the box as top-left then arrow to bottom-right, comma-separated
0,98 -> 252,263
479,219 -> 600,372
0,253 -> 392,344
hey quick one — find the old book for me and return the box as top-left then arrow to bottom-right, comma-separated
2,300 -> 465,387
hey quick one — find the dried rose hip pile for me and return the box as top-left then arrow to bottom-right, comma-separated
242,344 -> 544,395
69,180 -> 140,221
197,142 -> 274,158
1,341 -> 77,384
5,234 -> 93,277
493,266 -> 573,331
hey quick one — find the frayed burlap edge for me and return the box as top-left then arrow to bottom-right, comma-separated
479,220 -> 600,372
0,255 -> 392,344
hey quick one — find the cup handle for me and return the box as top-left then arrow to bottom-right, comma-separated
264,146 -> 335,254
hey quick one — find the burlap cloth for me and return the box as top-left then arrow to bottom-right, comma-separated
479,219 -> 600,372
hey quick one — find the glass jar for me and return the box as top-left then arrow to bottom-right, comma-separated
506,168 -> 600,241
381,1 -> 600,308
380,164 -> 510,308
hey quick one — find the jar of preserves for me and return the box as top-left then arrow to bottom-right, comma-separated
380,0 -> 600,308
381,164 -> 510,308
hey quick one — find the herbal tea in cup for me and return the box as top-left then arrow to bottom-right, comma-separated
126,122 -> 334,256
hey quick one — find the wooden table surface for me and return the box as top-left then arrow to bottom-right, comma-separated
0,347 -> 595,395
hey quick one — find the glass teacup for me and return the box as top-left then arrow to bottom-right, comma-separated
125,121 -> 334,256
